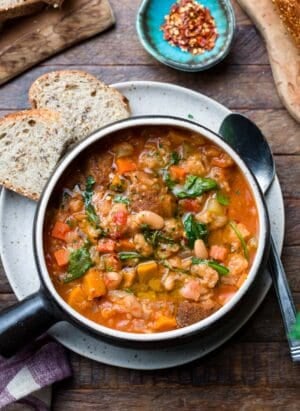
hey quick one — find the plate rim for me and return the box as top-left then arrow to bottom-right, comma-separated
0,80 -> 285,369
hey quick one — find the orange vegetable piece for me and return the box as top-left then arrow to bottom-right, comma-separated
82,268 -> 107,300
116,157 -> 137,174
67,286 -> 87,310
117,239 -> 136,251
97,239 -> 116,253
169,165 -> 186,181
209,245 -> 228,262
51,221 -> 71,241
153,315 -> 177,331
54,248 -> 69,267
215,285 -> 237,305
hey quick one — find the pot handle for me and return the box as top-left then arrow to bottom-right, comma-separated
0,291 -> 60,357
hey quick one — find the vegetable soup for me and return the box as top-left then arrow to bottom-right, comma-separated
44,126 -> 259,333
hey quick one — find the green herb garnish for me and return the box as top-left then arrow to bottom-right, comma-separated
64,246 -> 93,283
183,214 -> 208,248
142,226 -> 175,248
192,257 -> 229,276
83,176 -> 99,226
113,195 -> 130,205
170,151 -> 181,165
174,175 -> 218,199
229,221 -> 249,260
123,288 -> 134,294
216,191 -> 230,206
290,313 -> 300,340
188,114 -> 194,119
119,252 -> 142,261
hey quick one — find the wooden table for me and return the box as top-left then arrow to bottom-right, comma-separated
0,0 -> 299,409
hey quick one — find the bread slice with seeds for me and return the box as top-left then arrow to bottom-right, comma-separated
0,109 -> 67,200
29,70 -> 130,146
0,0 -> 64,22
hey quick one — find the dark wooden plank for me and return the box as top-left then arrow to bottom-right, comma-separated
276,156 -> 300,198
0,64 -> 283,110
42,25 -> 268,67
283,199 -> 300,246
240,109 -> 300,155
53,386 -> 300,410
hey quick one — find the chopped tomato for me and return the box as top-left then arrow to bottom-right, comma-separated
51,221 -> 71,241
182,199 -> 201,212
116,157 -> 137,174
169,165 -> 186,181
54,248 -> 69,267
97,239 -> 116,253
112,210 -> 128,226
209,245 -> 228,262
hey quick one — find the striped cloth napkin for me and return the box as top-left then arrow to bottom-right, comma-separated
0,337 -> 72,410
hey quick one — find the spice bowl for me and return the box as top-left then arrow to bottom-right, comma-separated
136,0 -> 236,72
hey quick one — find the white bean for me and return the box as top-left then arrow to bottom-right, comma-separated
194,239 -> 208,259
135,210 -> 164,230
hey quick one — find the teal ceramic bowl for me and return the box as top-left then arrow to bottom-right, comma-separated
136,0 -> 236,72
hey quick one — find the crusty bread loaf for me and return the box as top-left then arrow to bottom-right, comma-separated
0,0 -> 64,22
0,109 -> 68,200
29,70 -> 130,145
273,0 -> 300,48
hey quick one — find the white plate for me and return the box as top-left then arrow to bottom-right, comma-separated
0,82 -> 284,370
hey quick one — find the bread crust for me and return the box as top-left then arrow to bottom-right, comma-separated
273,0 -> 300,48
0,0 -> 64,22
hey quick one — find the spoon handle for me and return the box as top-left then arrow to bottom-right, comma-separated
268,236 -> 297,350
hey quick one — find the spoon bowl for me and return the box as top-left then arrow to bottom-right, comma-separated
136,0 -> 236,72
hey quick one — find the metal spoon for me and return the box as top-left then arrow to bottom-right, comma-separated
219,113 -> 299,362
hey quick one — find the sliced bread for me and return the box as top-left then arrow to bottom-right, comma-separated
0,109 -> 67,200
29,70 -> 130,145
0,0 -> 64,22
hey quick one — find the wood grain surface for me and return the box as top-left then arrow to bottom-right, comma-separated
0,0 -> 115,85
0,0 -> 299,409
237,0 -> 300,123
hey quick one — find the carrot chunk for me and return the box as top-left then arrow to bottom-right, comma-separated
169,165 -> 186,181
54,248 -> 70,267
116,157 -> 137,174
153,315 -> 177,331
209,245 -> 228,262
51,221 -> 71,241
82,268 -> 107,300
117,239 -> 136,251
97,239 -> 116,253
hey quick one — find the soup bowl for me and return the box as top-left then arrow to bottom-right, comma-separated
0,116 -> 270,357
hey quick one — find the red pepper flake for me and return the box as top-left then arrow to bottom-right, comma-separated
161,0 -> 218,55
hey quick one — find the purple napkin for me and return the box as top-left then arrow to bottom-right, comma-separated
0,337 -> 72,410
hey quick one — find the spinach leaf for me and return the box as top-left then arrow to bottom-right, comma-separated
192,257 -> 229,276
229,221 -> 249,260
216,191 -> 230,206
290,313 -> 300,341
113,195 -> 130,205
174,175 -> 218,199
64,246 -> 93,283
119,252 -> 142,261
170,151 -> 181,165
183,214 -> 208,248
82,176 -> 99,226
162,170 -> 176,189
